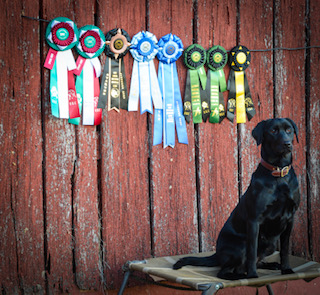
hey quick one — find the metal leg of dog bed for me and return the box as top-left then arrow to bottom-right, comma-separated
266,284 -> 274,295
118,269 -> 131,295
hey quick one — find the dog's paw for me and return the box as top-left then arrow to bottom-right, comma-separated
281,268 -> 294,275
247,271 -> 258,279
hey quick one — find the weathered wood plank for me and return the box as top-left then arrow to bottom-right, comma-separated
97,0 -> 151,289
149,0 -> 198,257
0,1 -> 45,294
274,0 -> 308,256
239,0 -> 274,192
72,4 -> 101,290
196,0 -> 239,252
309,0 -> 320,262
42,1 -> 77,292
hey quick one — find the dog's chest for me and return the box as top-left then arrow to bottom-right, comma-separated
261,180 -> 296,230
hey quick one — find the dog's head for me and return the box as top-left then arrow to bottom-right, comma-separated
252,118 -> 298,163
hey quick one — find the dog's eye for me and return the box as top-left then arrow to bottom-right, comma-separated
270,128 -> 278,134
286,128 -> 292,133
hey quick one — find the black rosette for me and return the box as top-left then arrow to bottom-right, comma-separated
229,45 -> 251,71
207,45 -> 228,71
98,28 -> 131,111
105,28 -> 131,60
227,45 -> 255,123
183,44 -> 206,70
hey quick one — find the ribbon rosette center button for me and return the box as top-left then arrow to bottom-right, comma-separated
236,52 -> 247,64
56,28 -> 69,40
84,36 -> 96,48
114,39 -> 124,50
213,52 -> 223,64
191,51 -> 201,63
138,39 -> 153,55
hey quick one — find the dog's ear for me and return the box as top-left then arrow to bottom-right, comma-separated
285,118 -> 299,143
252,120 -> 267,146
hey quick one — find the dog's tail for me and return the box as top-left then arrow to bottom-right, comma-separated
173,253 -> 218,270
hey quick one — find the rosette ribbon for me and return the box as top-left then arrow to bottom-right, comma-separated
98,28 -> 131,112
153,33 -> 188,148
206,45 -> 228,123
44,17 -> 80,119
128,31 -> 162,114
71,25 -> 105,125
183,44 -> 208,123
227,45 -> 256,123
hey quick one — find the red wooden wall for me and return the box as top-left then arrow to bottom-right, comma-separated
0,0 -> 319,294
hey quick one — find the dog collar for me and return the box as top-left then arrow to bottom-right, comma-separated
260,158 -> 291,177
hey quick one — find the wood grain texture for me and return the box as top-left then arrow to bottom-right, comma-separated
274,0 -> 308,257
309,0 -> 320,262
149,0 -> 199,257
239,0 -> 274,191
42,1 -> 77,292
196,0 -> 239,252
72,2 -> 101,290
0,0 -> 319,294
0,1 -> 45,294
97,0 -> 151,289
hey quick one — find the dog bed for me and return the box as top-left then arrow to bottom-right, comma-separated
118,251 -> 320,295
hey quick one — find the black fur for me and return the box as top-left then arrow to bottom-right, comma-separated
173,118 -> 300,280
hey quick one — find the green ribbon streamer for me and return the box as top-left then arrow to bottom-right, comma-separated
190,70 -> 202,123
69,71 -> 83,125
50,61 -> 59,118
183,71 -> 192,123
209,70 -> 220,123
197,66 -> 207,90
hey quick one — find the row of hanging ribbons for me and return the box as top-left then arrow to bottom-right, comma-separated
44,17 -> 256,148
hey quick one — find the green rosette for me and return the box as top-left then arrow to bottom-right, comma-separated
45,17 -> 79,51
76,25 -> 105,59
206,45 -> 228,123
183,44 -> 207,123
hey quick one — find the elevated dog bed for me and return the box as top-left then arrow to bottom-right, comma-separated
118,251 -> 320,295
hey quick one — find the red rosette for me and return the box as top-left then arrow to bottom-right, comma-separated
79,30 -> 101,54
51,22 -> 75,47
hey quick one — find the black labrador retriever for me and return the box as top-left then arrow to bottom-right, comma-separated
173,118 -> 300,280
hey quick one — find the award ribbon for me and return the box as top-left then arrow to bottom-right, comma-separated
153,33 -> 188,148
98,28 -> 131,112
71,25 -> 105,125
44,17 -> 79,119
227,45 -> 256,123
183,44 -> 207,124
128,31 -> 162,114
206,45 -> 228,123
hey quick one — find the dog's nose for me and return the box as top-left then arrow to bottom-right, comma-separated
284,142 -> 292,149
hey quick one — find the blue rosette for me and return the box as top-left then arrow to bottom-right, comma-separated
129,31 -> 159,62
128,31 -> 162,114
157,33 -> 183,64
153,33 -> 188,148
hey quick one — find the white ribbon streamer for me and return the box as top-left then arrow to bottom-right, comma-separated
82,61 -> 94,125
128,60 -> 140,111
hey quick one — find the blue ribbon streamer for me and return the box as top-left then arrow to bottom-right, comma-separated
153,33 -> 188,148
129,31 -> 162,114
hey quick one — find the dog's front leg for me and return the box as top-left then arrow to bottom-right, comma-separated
280,221 -> 294,274
246,220 -> 259,278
